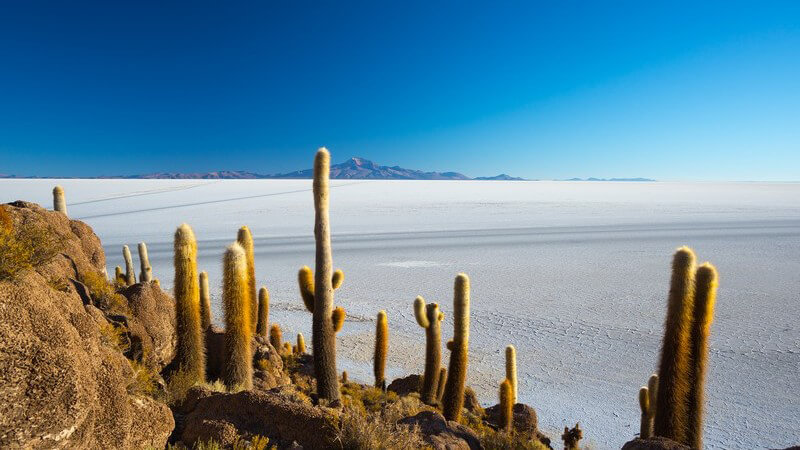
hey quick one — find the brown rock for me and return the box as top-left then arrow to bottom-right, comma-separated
398,410 -> 481,450
120,281 -> 176,369
621,437 -> 691,450
388,373 -> 422,396
252,335 -> 290,390
463,386 -> 482,413
485,402 -> 538,436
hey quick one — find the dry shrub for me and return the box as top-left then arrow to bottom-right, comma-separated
79,270 -> 129,314
459,410 -> 550,450
0,206 -> 62,281
127,360 -> 158,397
99,323 -> 131,353
167,367 -> 200,406
336,404 -> 427,450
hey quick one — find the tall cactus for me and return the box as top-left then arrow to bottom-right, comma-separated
506,345 -> 517,404
500,378 -> 514,433
256,286 -> 269,337
374,310 -> 388,389
122,245 -> 136,285
687,263 -> 718,449
222,242 -> 252,390
654,246 -> 696,442
237,226 -> 258,331
442,273 -> 470,421
173,224 -> 205,383
52,185 -> 67,216
138,242 -> 153,282
199,271 -> 212,330
414,296 -> 444,404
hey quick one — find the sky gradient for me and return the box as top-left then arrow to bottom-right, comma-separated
1,1 -> 798,180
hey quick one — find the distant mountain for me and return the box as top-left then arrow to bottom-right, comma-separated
132,170 -> 266,179
565,177 -> 655,182
474,174 -> 527,181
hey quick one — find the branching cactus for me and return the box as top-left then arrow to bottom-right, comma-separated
122,245 -> 136,285
53,186 -> 67,216
687,263 -> 718,449
256,286 -> 269,337
199,271 -> 212,330
414,296 -> 444,404
173,224 -> 205,384
296,332 -> 306,354
222,242 -> 253,390
270,324 -> 282,352
237,226 -> 258,331
442,273 -> 470,421
374,310 -> 388,389
506,345 -> 518,404
138,242 -> 153,282
654,246 -> 696,442
500,378 -> 514,433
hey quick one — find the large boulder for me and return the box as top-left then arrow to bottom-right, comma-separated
179,387 -> 340,448
398,410 -> 481,450
388,373 -> 422,396
120,281 -> 176,370
0,202 -> 174,449
621,437 -> 691,449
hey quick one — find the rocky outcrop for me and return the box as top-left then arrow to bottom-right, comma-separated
398,410 -> 481,450
179,386 -> 340,448
252,335 -> 290,390
485,403 -> 538,435
120,281 -> 176,370
388,373 -> 422,396
0,201 -> 174,449
621,437 -> 691,449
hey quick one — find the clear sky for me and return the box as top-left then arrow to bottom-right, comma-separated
1,1 -> 798,180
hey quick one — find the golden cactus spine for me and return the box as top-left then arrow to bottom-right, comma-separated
442,273 -> 470,421
199,271 -> 211,330
654,246 -> 696,442
686,263 -> 718,449
414,296 -> 444,404
122,245 -> 136,285
173,224 -> 205,383
296,332 -> 306,354
138,242 -> 152,282
222,242 -> 252,390
237,226 -> 258,331
374,310 -> 388,389
269,323 -> 282,351
505,345 -> 517,404
256,286 -> 269,337
499,378 -> 514,433
52,185 -> 67,216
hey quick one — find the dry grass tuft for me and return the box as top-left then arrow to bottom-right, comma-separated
336,404 -> 427,450
80,270 -> 129,314
127,360 -> 158,397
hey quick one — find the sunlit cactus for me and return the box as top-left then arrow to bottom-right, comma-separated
506,345 -> 517,404
341,371 -> 349,384
374,310 -> 388,389
298,266 -> 344,314
639,386 -> 652,439
269,323 -> 282,352
52,186 -> 67,216
222,242 -> 252,390
296,332 -> 306,354
500,378 -> 513,433
442,273 -> 470,422
414,296 -> 444,405
237,225 -> 258,331
138,242 -> 152,282
122,245 -> 136,285
283,342 -> 292,356
199,271 -> 211,330
654,246 -> 696,442
256,286 -> 269,337
114,266 -> 125,285
332,306 -> 346,333
646,374 -> 658,438
687,263 -> 718,449
173,223 -> 205,384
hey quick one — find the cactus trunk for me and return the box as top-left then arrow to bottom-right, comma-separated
442,273 -> 470,421
173,224 -> 205,383
123,245 -> 136,285
222,243 -> 253,390
500,378 -> 514,433
199,271 -> 211,330
505,345 -> 517,404
374,310 -> 388,389
296,333 -> 306,354
639,386 -> 652,438
687,263 -> 718,449
53,186 -> 67,216
256,286 -> 269,337
237,226 -> 258,332
138,242 -> 152,282
269,324 -> 282,352
416,298 -> 443,405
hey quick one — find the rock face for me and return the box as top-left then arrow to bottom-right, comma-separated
485,402 -> 538,436
621,437 -> 691,450
388,373 -> 422,396
0,201 -> 174,449
398,410 -> 481,450
179,387 -> 340,448
251,335 -> 290,390
120,281 -> 176,370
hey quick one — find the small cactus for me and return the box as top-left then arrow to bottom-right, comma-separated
222,242 -> 252,390
442,273 -> 470,422
654,246 -> 696,442
173,224 -> 205,384
341,371 -> 349,384
199,271 -> 212,330
374,310 -> 388,389
138,242 -> 153,282
237,226 -> 258,331
256,286 -> 269,337
687,263 -> 718,449
414,296 -> 444,404
114,266 -> 125,285
122,245 -> 136,285
269,323 -> 282,352
283,342 -> 292,356
499,378 -> 514,433
646,374 -> 658,438
562,423 -> 583,450
639,386 -> 652,439
435,367 -> 447,405
52,186 -> 67,216
505,345 -> 517,404
296,332 -> 306,354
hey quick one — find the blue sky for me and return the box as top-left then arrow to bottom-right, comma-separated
0,1 -> 798,180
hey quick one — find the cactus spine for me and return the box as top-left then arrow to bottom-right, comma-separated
442,273 -> 470,421
505,345 -> 517,404
374,310 -> 388,389
654,246 -> 696,442
500,378 -> 514,433
199,271 -> 211,330
138,242 -> 152,282
256,286 -> 269,337
222,242 -> 252,390
52,186 -> 67,216
414,296 -> 444,404
296,332 -> 306,354
269,324 -> 282,351
122,245 -> 136,285
687,263 -> 718,449
237,226 -> 258,331
173,224 -> 205,383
